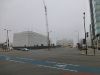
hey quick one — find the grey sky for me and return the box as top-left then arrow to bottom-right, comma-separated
0,0 -> 90,43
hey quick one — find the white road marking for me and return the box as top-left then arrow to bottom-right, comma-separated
15,57 -> 34,60
9,59 -> 26,63
46,61 -> 79,67
38,65 -> 78,72
55,64 -> 67,68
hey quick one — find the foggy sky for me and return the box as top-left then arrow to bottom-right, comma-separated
0,0 -> 90,43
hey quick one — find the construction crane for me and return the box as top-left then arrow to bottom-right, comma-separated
42,0 -> 50,50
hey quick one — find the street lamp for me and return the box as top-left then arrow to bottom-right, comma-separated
83,12 -> 88,55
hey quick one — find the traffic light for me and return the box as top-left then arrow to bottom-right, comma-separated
86,32 -> 89,37
83,39 -> 86,44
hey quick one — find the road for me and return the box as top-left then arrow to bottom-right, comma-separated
0,47 -> 100,75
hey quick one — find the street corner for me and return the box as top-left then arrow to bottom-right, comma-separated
63,72 -> 99,75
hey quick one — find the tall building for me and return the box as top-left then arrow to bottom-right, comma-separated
89,0 -> 100,44
13,31 -> 47,47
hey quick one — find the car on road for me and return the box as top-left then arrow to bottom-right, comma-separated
21,48 -> 30,51
16,48 -> 30,51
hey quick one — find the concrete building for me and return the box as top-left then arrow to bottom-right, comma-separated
13,31 -> 47,47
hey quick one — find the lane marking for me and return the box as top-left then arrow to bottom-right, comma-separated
15,57 -> 34,60
9,60 -> 25,63
38,65 -> 78,72
46,61 -> 79,67
55,64 -> 67,68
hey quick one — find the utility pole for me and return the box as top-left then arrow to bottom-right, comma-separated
42,0 -> 50,50
83,12 -> 88,55
4,29 -> 11,50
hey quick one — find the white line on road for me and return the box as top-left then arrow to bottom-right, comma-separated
38,65 -> 78,72
9,59 -> 26,63
46,61 -> 79,67
15,57 -> 34,60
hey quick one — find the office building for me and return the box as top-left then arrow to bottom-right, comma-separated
89,0 -> 100,46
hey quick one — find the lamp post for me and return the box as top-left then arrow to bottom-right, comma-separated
42,0 -> 50,50
83,12 -> 88,55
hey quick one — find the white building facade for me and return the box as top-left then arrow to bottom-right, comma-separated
13,31 -> 47,47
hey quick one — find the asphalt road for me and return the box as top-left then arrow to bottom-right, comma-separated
0,47 -> 100,75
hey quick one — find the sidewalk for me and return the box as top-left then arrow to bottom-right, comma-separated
0,48 -> 12,52
80,48 -> 100,56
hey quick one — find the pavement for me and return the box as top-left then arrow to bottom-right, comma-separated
0,47 -> 100,75
80,48 -> 100,56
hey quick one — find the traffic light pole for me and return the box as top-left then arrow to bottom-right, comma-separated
83,12 -> 88,55
4,29 -> 11,50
